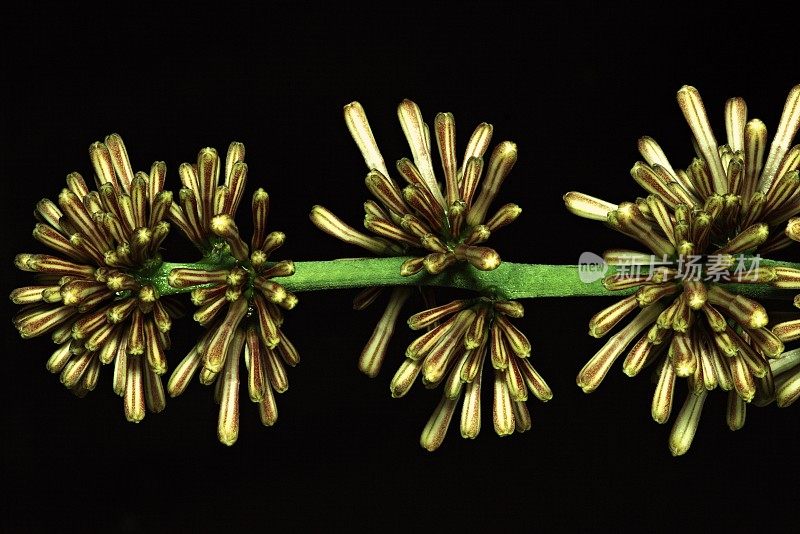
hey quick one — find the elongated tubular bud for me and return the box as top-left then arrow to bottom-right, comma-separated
60,350 -> 95,389
725,391 -> 746,431
365,169 -> 409,217
402,184 -> 445,232
168,333 -> 211,397
505,355 -> 527,402
461,122 -> 493,177
460,365 -> 483,439
400,257 -> 425,276
564,192 -> 618,221
397,99 -> 444,207
364,214 -> 419,247
16,253 -> 95,278
168,268 -> 229,289
218,328 -> 243,446
773,319 -> 800,342
10,286 -> 50,305
168,198 -> 204,247
492,370 -> 515,436
729,352 -> 756,402
629,163 -> 681,208
772,267 -> 800,289
707,285 -> 768,329
485,203 -> 521,232
467,141 -> 517,227
422,252 -> 457,274
622,334 -> 661,377
32,223 -> 87,262
745,327 -> 784,358
494,314 -> 531,357
669,333 -> 696,377
668,390 -> 708,456
776,368 -> 800,407
406,314 -> 459,360
58,189 -> 110,251
399,213 -> 433,239
408,299 -> 468,330
15,305 -> 77,339
420,395 -> 457,452
211,214 -> 249,261
517,358 -> 552,402
464,306 -> 489,350
652,357 -> 676,424
202,297 -> 248,378
352,287 -> 383,311
493,300 -> 524,318
490,321 -> 510,370
129,174 -> 147,228
589,296 -> 638,338
421,309 -> 475,386
460,341 -> 486,383
358,288 -> 410,377
395,156 -> 432,196
124,354 -> 146,423
250,188 -> 270,251
196,147 -> 220,228
344,101 -> 389,178
434,112 -> 459,206
390,357 -> 424,398
453,244 -> 500,271
758,85 -> 800,193
714,223 -> 769,255
310,205 -> 402,255
578,303 -> 664,393
677,86 -> 727,194
460,157 -> 484,208
102,133 -> 134,191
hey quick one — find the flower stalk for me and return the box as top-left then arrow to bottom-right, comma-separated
144,255 -> 800,301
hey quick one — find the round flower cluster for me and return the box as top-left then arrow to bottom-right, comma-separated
565,85 -> 799,454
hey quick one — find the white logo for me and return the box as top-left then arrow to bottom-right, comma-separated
578,252 -> 608,283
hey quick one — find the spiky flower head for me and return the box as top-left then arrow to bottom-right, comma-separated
166,144 -> 298,445
311,99 -> 521,276
311,100 -> 525,378
564,85 -> 800,454
11,134 -> 180,422
311,100 -> 546,449
390,296 -> 551,451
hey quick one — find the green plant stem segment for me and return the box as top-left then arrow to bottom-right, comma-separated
148,257 -> 799,301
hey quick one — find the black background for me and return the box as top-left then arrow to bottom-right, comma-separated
3,2 -> 798,532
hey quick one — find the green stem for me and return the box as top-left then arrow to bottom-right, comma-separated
149,256 -> 799,301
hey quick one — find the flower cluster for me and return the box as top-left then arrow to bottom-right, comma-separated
11,135 -> 180,421
391,297 -> 551,451
312,100 -> 547,449
10,92 -> 795,454
164,144 -> 299,445
312,100 -> 520,276
564,85 -> 800,454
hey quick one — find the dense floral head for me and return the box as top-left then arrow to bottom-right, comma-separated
392,295 -> 551,451
566,85 -> 799,254
165,144 -> 298,445
564,85 -> 800,455
11,134 -> 180,421
311,99 -> 521,275
309,101 -> 547,450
